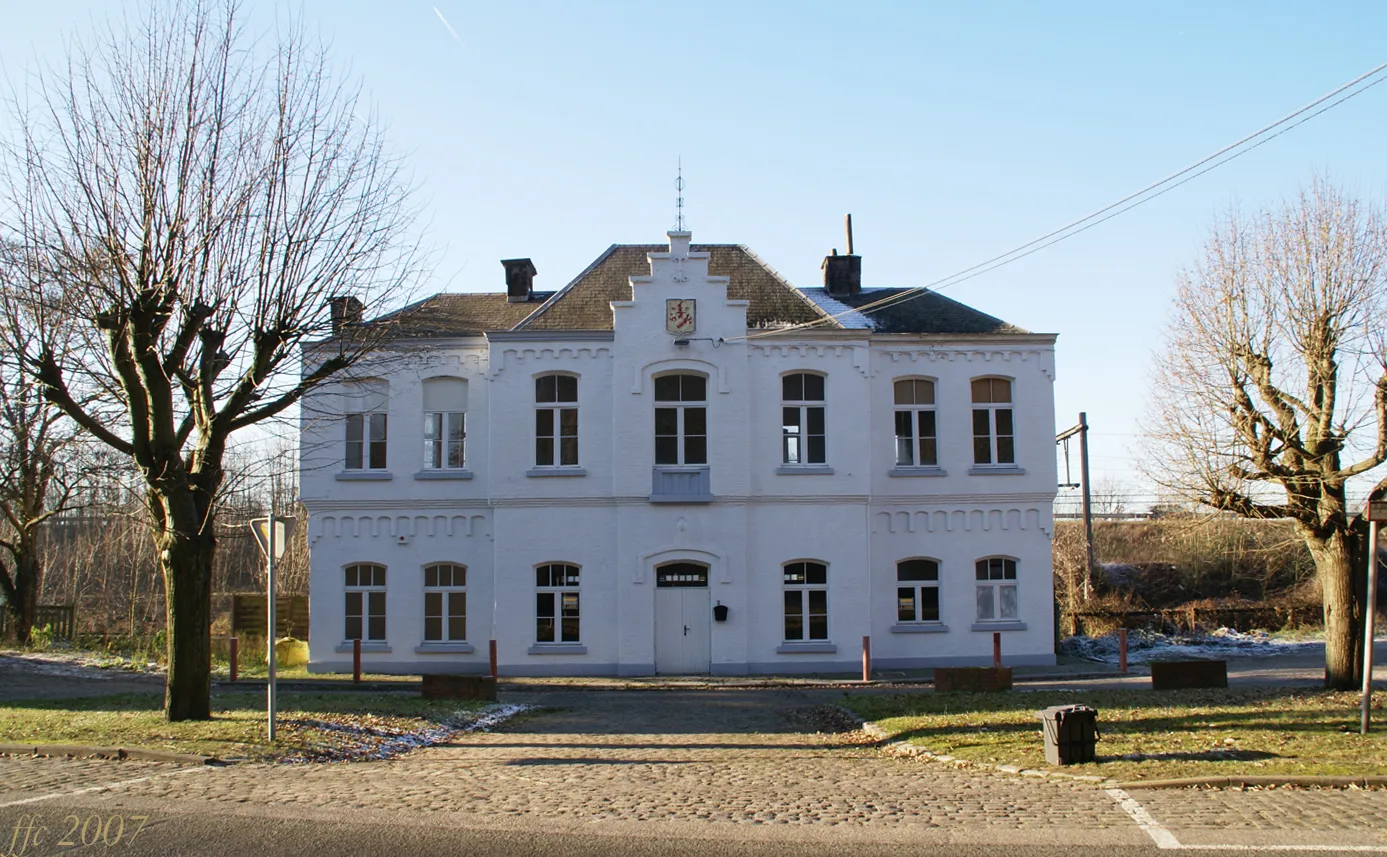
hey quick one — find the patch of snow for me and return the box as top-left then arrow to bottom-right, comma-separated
799,289 -> 874,330
276,702 -> 531,764
1059,627 -> 1323,665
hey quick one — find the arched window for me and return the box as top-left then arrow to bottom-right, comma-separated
893,378 -> 937,467
422,378 -> 468,470
782,373 -> 826,465
423,563 -> 467,642
971,377 -> 1014,465
897,559 -> 940,623
344,563 -> 386,641
534,374 -> 579,467
783,561 -> 828,641
536,563 -> 581,643
654,373 -> 707,465
975,557 -> 1018,621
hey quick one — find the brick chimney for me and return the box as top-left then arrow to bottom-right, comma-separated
822,214 -> 861,298
328,296 -> 364,332
502,258 -> 538,302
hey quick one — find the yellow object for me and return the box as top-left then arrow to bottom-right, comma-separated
273,638 -> 309,667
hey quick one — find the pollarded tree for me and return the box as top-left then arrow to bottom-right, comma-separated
1,0 -> 423,718
1145,178 -> 1387,690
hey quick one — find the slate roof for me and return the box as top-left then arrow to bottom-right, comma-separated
516,245 -> 829,331
371,244 -> 1029,337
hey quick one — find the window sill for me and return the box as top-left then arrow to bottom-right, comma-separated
526,467 -> 587,478
527,643 -> 587,655
414,470 -> 474,481
971,621 -> 1027,632
889,466 -> 948,478
967,465 -> 1026,476
649,493 -> 714,504
775,465 -> 835,476
776,642 -> 837,654
334,641 -> 392,653
335,471 -> 393,481
414,642 -> 475,654
890,623 -> 950,634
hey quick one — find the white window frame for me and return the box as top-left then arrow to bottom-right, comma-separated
536,563 -> 581,643
781,373 -> 826,465
534,374 -> 579,467
654,373 -> 708,466
344,563 -> 387,642
782,561 -> 829,642
975,557 -> 1019,621
345,412 -> 388,470
971,377 -> 1015,466
423,563 -> 467,643
422,378 -> 468,471
893,378 -> 938,467
897,558 -> 941,624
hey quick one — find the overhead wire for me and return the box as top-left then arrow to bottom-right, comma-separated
731,58 -> 1387,341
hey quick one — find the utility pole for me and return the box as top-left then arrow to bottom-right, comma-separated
1056,413 -> 1096,601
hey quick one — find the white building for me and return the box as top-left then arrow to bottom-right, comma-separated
301,230 -> 1059,676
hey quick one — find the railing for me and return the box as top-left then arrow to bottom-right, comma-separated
0,605 -> 76,640
650,465 -> 712,503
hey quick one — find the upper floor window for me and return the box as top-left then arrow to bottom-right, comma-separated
894,379 -> 937,467
344,381 -> 388,471
535,374 -> 579,467
897,559 -> 941,623
971,377 -> 1014,465
345,563 -> 386,641
654,373 -> 707,465
536,563 -> 581,643
422,378 -> 467,470
975,557 -> 1018,621
423,563 -> 467,642
783,561 -> 828,641
782,373 -> 826,465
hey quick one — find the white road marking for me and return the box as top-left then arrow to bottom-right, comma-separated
1106,787 -> 1182,849
1178,847 -> 1387,853
0,765 -> 213,808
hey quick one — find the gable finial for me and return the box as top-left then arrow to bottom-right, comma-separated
674,157 -> 686,232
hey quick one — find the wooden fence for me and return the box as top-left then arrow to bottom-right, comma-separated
0,605 -> 76,640
230,594 -> 309,639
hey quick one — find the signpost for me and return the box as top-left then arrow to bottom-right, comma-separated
250,515 -> 295,741
1364,501 -> 1385,735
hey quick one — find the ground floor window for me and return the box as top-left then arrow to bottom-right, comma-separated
897,559 -> 940,622
536,563 -> 580,643
345,563 -> 386,641
975,557 -> 1018,620
783,561 -> 828,641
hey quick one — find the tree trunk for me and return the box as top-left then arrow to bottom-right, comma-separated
159,523 -> 215,721
1,550 -> 42,645
1308,531 -> 1364,690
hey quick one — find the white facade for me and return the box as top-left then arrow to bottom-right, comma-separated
302,231 -> 1059,676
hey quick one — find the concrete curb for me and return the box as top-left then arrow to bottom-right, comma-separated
0,743 -> 218,765
1116,775 -> 1387,790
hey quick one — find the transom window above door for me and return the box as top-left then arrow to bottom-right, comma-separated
656,562 -> 709,587
654,374 -> 707,465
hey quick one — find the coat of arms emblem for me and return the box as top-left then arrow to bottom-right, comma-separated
666,299 -> 696,335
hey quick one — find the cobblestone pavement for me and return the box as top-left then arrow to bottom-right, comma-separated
3,688 -> 1386,850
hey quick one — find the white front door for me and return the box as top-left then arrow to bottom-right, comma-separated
654,563 -> 711,675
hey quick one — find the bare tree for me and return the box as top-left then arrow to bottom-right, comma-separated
0,268 -> 84,643
1145,178 -> 1387,689
1,0 -> 423,718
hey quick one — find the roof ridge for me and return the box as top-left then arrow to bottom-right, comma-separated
735,244 -> 842,329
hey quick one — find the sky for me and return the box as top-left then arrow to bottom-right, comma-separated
4,1 -> 1387,510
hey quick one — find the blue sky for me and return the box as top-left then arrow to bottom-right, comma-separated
5,1 -> 1387,507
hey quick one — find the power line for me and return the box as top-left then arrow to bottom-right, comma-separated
739,58 -> 1387,340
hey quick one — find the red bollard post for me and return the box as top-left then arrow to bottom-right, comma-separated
489,639 -> 498,680
992,632 -> 1002,667
353,637 -> 362,683
861,635 -> 871,682
229,636 -> 238,683
1119,628 -> 1128,675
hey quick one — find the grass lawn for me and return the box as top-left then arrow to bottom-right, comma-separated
0,690 -> 493,762
843,686 -> 1387,782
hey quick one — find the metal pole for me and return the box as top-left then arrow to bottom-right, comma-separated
1119,628 -> 1128,675
266,513 -> 277,742
1363,521 -> 1379,735
489,639 -> 498,680
992,632 -> 1002,667
229,637 -> 238,683
861,635 -> 871,682
1079,412 -> 1095,601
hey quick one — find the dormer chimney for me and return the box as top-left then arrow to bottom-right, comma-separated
822,214 -> 861,298
328,295 -> 364,332
502,258 -> 538,302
